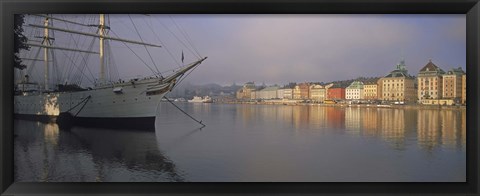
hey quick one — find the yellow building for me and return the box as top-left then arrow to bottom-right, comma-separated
293,83 -> 310,100
309,84 -> 326,103
417,60 -> 445,104
442,67 -> 464,102
462,74 -> 466,105
379,60 -> 416,102
363,80 -> 378,100
236,82 -> 256,100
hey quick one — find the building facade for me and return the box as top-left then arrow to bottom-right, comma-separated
380,60 -> 416,102
345,81 -> 364,100
462,74 -> 466,105
250,90 -> 257,100
327,87 -> 345,100
236,82 -> 256,100
417,60 -> 445,103
293,83 -> 310,100
363,80 -> 378,100
442,67 -> 465,101
256,86 -> 280,99
277,88 -> 285,99
283,88 -> 293,99
309,84 -> 326,102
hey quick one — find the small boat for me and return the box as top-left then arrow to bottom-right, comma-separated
188,96 -> 213,103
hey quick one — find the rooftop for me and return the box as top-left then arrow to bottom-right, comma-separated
346,81 -> 364,89
384,60 -> 414,79
259,86 -> 280,91
445,67 -> 465,75
419,59 -> 445,74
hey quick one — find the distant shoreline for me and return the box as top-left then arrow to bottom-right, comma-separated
213,101 -> 466,110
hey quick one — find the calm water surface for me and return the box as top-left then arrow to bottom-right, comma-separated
14,103 -> 466,182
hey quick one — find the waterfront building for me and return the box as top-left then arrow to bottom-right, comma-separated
293,83 -> 310,100
417,60 -> 446,103
250,90 -> 257,100
379,60 -> 416,102
327,85 -> 346,100
309,84 -> 326,103
363,80 -> 378,100
462,74 -> 466,105
256,86 -> 280,99
277,88 -> 285,99
442,67 -> 465,102
345,81 -> 364,100
283,88 -> 293,99
236,82 -> 256,100
377,79 -> 384,100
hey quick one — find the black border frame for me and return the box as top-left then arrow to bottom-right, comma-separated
1,0 -> 479,195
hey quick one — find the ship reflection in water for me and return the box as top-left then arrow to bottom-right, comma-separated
14,120 -> 183,182
15,103 -> 466,182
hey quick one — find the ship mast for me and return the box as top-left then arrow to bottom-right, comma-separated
99,14 -> 106,84
43,16 -> 50,91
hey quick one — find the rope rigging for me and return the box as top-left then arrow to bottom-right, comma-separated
128,14 -> 161,75
164,96 -> 205,127
145,17 -> 182,68
19,14 -> 205,93
169,16 -> 202,58
59,15 -> 96,86
110,29 -> 160,77
152,16 -> 202,60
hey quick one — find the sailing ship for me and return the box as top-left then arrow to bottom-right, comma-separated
14,14 -> 207,130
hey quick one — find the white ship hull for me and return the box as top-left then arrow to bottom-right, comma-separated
14,78 -> 172,129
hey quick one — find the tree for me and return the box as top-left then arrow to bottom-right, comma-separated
14,14 -> 30,70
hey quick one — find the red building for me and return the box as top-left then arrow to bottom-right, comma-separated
327,87 -> 345,100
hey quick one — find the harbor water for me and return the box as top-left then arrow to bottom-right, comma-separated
14,103 -> 466,182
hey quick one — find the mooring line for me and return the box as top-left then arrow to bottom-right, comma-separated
66,95 -> 91,113
164,96 -> 205,127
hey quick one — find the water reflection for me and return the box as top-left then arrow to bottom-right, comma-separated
233,105 -> 466,150
15,103 -> 466,182
345,107 -> 361,134
153,103 -> 465,182
14,120 -> 183,182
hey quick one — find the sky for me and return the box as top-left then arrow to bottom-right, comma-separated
20,14 -> 466,87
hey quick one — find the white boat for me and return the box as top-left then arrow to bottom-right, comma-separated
188,96 -> 213,103
174,98 -> 187,102
13,14 -> 207,130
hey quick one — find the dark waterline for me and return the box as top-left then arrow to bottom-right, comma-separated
14,103 -> 466,182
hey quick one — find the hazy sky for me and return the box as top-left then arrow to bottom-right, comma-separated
21,14 -> 466,87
